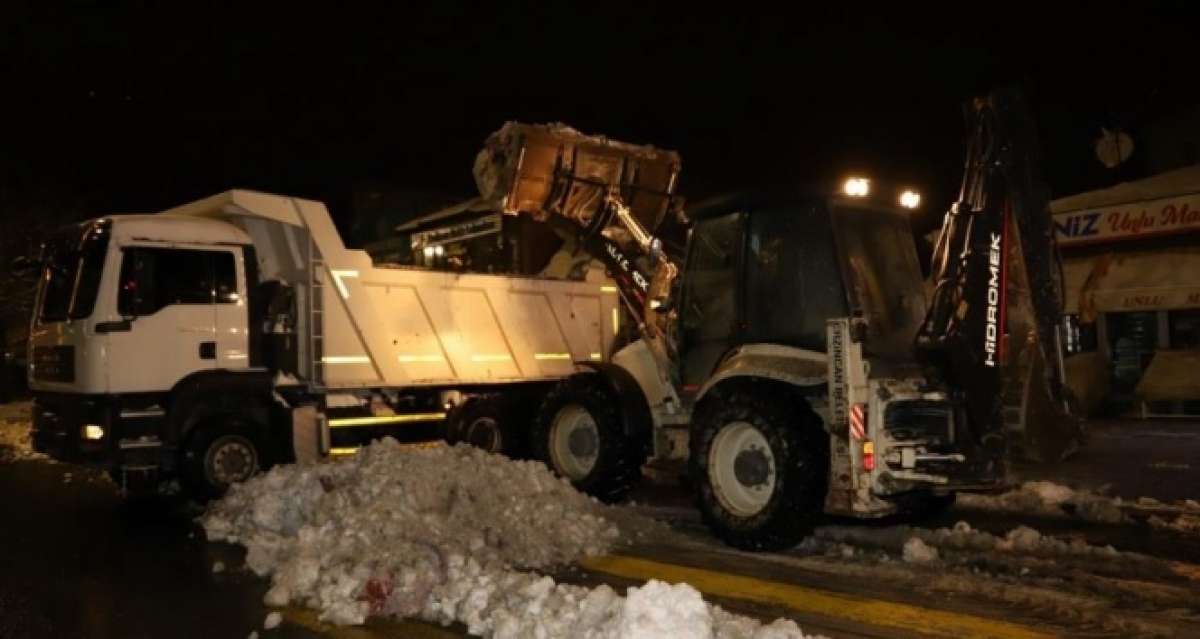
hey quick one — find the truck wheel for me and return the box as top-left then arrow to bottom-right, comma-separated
446,395 -> 524,457
691,387 -> 829,551
182,419 -> 262,500
533,375 -> 643,503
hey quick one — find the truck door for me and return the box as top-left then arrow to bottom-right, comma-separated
212,248 -> 250,370
108,246 -> 225,393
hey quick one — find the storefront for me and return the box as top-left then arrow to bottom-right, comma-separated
1051,164 -> 1200,417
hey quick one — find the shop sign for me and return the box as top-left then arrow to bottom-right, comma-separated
1091,288 -> 1200,311
1054,193 -> 1200,247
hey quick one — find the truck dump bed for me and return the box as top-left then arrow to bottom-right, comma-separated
168,190 -> 618,390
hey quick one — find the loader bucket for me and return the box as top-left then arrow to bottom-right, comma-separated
473,122 -> 681,231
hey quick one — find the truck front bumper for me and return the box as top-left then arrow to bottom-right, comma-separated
32,393 -> 165,470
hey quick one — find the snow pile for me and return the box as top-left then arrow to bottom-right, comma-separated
956,480 -> 1125,523
1149,513 -> 1200,535
0,401 -> 44,462
901,537 -> 938,563
203,439 -> 812,638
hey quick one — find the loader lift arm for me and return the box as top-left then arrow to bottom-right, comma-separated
915,88 -> 1080,461
473,122 -> 684,367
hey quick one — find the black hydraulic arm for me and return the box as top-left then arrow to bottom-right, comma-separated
915,88 -> 1076,461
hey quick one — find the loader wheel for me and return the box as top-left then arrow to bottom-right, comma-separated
691,386 -> 829,551
445,395 -> 525,458
182,419 -> 262,501
533,375 -> 643,503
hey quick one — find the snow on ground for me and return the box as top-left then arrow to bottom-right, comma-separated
809,520 -> 1138,564
0,401 -> 44,462
957,480 -> 1126,523
958,479 -> 1200,535
203,439 -> 814,638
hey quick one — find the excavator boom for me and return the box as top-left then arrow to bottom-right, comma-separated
916,88 -> 1082,462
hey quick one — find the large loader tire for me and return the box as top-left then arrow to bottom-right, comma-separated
533,375 -> 643,503
445,395 -> 526,458
691,385 -> 829,551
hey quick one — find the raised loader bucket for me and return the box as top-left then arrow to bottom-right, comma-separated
473,122 -> 681,232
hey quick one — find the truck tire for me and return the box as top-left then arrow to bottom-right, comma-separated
181,418 -> 262,500
691,386 -> 829,551
446,395 -> 525,458
533,375 -> 643,503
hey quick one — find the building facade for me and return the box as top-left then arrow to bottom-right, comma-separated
1052,164 -> 1200,416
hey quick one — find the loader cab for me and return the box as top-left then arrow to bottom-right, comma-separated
678,187 -> 927,388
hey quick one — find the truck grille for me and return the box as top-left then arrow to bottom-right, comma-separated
884,400 -> 951,443
32,346 -> 75,382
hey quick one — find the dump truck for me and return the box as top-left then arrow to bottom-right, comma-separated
24,190 -> 625,497
470,90 -> 1081,550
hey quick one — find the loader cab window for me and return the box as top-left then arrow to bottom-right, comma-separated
744,205 -> 849,351
118,248 -> 238,316
831,205 -> 927,360
681,211 -> 743,384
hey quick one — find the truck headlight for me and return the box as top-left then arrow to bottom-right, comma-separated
82,424 -> 105,440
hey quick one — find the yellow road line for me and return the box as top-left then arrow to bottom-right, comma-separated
282,606 -> 458,638
580,555 -> 1056,639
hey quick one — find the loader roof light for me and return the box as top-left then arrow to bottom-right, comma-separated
843,177 -> 870,197
899,190 -> 922,209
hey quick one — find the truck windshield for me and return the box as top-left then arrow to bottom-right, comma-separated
831,206 -> 927,360
37,221 -> 111,323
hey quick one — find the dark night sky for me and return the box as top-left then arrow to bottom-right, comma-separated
4,3 -> 1199,238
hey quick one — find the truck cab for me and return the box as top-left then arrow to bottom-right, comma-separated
29,215 -> 265,491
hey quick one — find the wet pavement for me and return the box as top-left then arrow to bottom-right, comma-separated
3,403 -> 1200,638
0,459 -> 289,639
1015,418 -> 1200,503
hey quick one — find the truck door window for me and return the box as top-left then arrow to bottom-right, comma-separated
118,248 -> 233,316
213,252 -> 239,303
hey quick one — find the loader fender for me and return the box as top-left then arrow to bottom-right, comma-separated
696,343 -> 828,403
576,362 -> 654,456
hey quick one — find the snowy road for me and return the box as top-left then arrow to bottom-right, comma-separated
3,401 -> 1200,638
